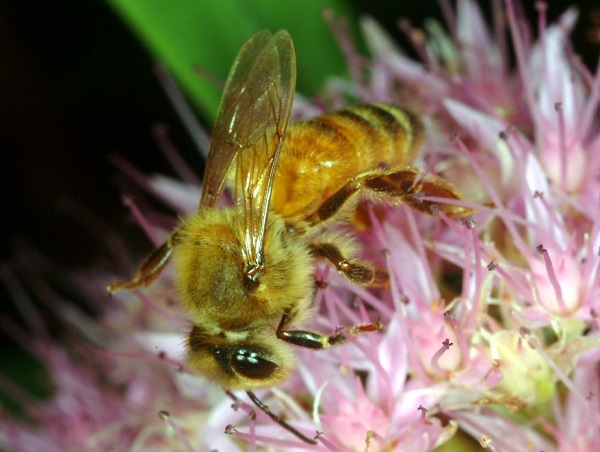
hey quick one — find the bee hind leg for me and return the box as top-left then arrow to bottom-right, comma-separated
306,167 -> 470,225
106,235 -> 176,294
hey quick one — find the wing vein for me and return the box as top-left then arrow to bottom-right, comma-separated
199,30 -> 296,282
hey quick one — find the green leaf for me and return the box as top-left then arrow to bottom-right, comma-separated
106,0 -> 358,123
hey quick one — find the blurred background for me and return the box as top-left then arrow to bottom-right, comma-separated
0,0 -> 597,373
1,0 -> 597,269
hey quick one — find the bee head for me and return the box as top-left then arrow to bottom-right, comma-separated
186,325 -> 294,389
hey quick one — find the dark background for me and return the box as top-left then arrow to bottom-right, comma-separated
0,1 -> 597,334
1,0 -> 598,266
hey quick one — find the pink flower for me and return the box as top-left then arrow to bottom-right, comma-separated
2,1 -> 599,450
352,0 -> 600,448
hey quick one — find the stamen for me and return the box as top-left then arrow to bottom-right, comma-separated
482,359 -> 502,385
102,348 -> 184,370
136,290 -> 181,326
248,409 -> 257,452
121,196 -> 162,246
535,2 -> 548,39
385,243 -> 406,315
466,226 -> 484,327
365,430 -> 376,450
404,207 -> 439,311
500,125 -> 528,173
152,123 -> 200,185
495,265 -> 535,305
451,135 -> 505,213
576,55 -> 600,141
438,0 -> 457,40
158,410 -> 194,452
444,312 -> 458,329
492,0 -> 508,73
55,198 -> 131,270
479,433 -> 496,450
535,244 -> 567,312
325,12 -> 367,98
505,0 -> 538,125
554,102 -> 568,188
420,194 -> 479,215
397,19 -> 431,66
519,328 -> 588,405
430,338 -> 454,376
311,380 -> 330,431
315,431 -> 343,451
456,133 -> 533,258
0,264 -> 47,336
153,64 -> 211,159
592,252 -> 600,301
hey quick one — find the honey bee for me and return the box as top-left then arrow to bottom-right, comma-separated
108,30 -> 469,444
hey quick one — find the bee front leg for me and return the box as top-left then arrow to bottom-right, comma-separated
276,310 -> 384,349
310,242 -> 389,287
106,232 -> 178,294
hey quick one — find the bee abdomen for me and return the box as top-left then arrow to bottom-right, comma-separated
307,103 -> 423,167
271,103 -> 425,221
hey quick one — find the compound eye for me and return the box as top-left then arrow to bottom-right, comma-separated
231,347 -> 277,379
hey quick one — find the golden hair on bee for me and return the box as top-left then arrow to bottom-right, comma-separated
107,29 -> 470,444
173,209 -> 314,333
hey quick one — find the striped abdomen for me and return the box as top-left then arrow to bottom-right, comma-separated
270,103 -> 424,222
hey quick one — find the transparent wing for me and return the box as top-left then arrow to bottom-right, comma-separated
199,30 -> 296,281
200,30 -> 269,208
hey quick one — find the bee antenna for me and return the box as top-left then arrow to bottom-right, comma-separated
245,390 -> 318,445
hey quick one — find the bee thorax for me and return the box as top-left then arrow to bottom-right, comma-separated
172,209 -> 314,328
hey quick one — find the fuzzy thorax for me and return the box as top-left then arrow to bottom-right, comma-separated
172,208 -> 314,334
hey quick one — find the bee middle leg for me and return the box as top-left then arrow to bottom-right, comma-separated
306,167 -> 470,226
276,309 -> 384,349
310,242 -> 389,287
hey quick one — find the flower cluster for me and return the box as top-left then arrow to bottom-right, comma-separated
2,0 -> 599,450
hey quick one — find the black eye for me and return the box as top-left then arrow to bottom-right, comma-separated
231,347 -> 277,379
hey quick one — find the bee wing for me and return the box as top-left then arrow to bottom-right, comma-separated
200,30 -> 296,280
199,30 -> 296,211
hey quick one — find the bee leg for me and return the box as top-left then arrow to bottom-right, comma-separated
258,311 -> 383,443
276,310 -> 384,349
306,167 -> 470,225
310,243 -> 389,287
106,232 -> 177,294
